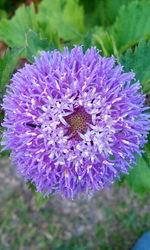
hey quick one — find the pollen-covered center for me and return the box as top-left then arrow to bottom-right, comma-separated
64,106 -> 92,140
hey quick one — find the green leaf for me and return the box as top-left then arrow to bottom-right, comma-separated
93,1 -> 150,57
26,180 -> 37,192
0,0 -> 6,9
92,27 -> 117,57
34,193 -> 49,210
144,133 -> 150,166
0,30 -> 55,99
126,154 -> 150,194
83,32 -> 93,52
0,0 -> 22,14
0,0 -> 84,49
0,47 -> 25,94
111,1 -> 150,53
98,0 -> 132,26
81,0 -> 132,28
63,0 -> 84,33
24,29 -> 55,63
37,0 -> 84,43
26,180 -> 50,210
120,41 -> 150,93
0,4 -> 38,47
0,9 -> 7,20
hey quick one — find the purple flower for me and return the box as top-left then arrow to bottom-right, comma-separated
1,46 -> 150,199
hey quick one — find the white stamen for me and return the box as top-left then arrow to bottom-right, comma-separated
121,139 -> 130,145
87,164 -> 92,173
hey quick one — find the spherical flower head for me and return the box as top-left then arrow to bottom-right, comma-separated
1,46 -> 150,199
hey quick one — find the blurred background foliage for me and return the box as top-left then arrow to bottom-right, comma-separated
0,0 -> 150,249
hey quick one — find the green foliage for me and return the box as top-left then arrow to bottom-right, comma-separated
95,1 -> 150,56
24,29 -> 55,62
26,180 -> 37,192
83,32 -> 93,51
63,0 -> 84,33
0,9 -> 7,20
122,134 -> 150,195
26,180 -> 49,209
111,1 -> 150,53
34,193 -> 49,210
35,0 -> 84,44
0,4 -> 38,47
93,27 -> 117,57
0,0 -> 7,9
126,154 -> 150,194
117,134 -> 150,194
80,0 -> 132,27
97,0 -> 131,26
0,30 -> 55,96
1,0 -> 150,58
0,0 -> 25,14
0,47 -> 25,94
0,0 -> 84,49
120,41 -> 150,93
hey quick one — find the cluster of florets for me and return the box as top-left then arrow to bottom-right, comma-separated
2,46 -> 150,199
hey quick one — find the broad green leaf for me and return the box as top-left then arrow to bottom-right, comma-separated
126,154 -> 150,194
63,0 -> 84,33
37,0 -> 84,43
79,0 -> 98,28
0,47 -> 25,94
94,1 -> 150,57
0,4 -> 38,47
120,41 -> 150,93
0,0 -> 84,49
0,30 -> 54,94
98,0 -> 131,26
24,29 -> 55,63
80,0 -> 131,28
111,1 -> 150,53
